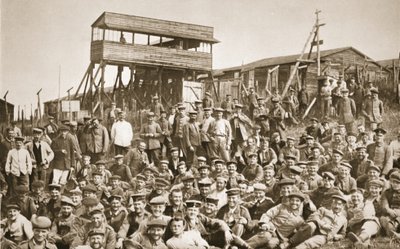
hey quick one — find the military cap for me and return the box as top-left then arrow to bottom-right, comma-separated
271,97 -> 280,103
182,174 -> 195,182
297,161 -> 308,167
186,200 -> 202,208
310,117 -> 319,123
108,194 -> 123,202
216,176 -> 227,183
31,180 -> 45,189
253,183 -> 267,191
82,184 -> 97,193
332,194 -> 347,203
340,162 -> 352,169
262,164 -> 275,171
285,154 -> 297,161
89,208 -> 103,216
289,166 -> 303,174
159,160 -> 169,165
155,178 -> 170,187
370,88 -> 379,94
226,188 -> 241,196
152,96 -> 159,100
170,147 -> 179,152
332,149 -> 344,156
194,100 -> 203,104
15,136 -> 24,142
48,183 -> 62,190
82,154 -> 91,159
286,136 -> 295,141
142,167 -> 158,175
69,121 -> 78,127
310,144 -> 321,151
355,146 -> 366,151
257,97 -> 264,101
92,171 -> 103,176
307,160 -> 319,167
367,164 -> 381,173
198,164 -> 210,170
131,193 -> 146,202
136,174 -> 147,182
88,229 -> 105,237
234,104 -> 243,108
213,107 -> 224,112
32,128 -> 43,134
203,108 -> 212,112
237,179 -> 249,185
205,91 -> 212,96
322,171 -> 336,181
177,105 -> 186,110
373,128 -> 387,135
61,196 -> 76,207
341,88 -> 349,92
390,172 -> 400,182
278,178 -> 296,186
147,112 -> 155,117
248,152 -> 258,158
114,154 -> 124,159
147,219 -> 168,228
227,160 -> 237,166
198,178 -> 213,186
149,196 -> 167,205
95,160 -> 106,165
82,197 -> 100,206
59,125 -> 70,131
214,158 -> 225,164
6,203 -> 20,211
83,116 -> 92,121
117,110 -> 125,114
197,156 -> 207,162
367,179 -> 385,188
178,161 -> 186,167
15,185 -> 29,194
205,197 -> 219,206
188,111 -> 198,116
31,216 -> 52,229
109,175 -> 121,181
346,132 -> 357,137
305,135 -> 314,140
288,191 -> 305,201
69,188 -> 83,196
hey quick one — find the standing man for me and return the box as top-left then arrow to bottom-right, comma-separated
362,88 -> 384,131
320,80 -> 332,118
336,88 -> 356,133
45,116 -> 59,140
5,137 -> 32,195
207,108 -> 232,162
366,128 -> 393,177
126,141 -> 149,176
158,110 -> 172,156
201,108 -> 215,160
150,96 -> 164,120
172,104 -> 190,158
247,87 -> 259,120
221,94 -> 235,114
202,91 -> 214,108
87,117 -> 110,163
269,97 -> 286,140
140,112 -> 162,165
111,111 -> 133,156
230,104 -> 253,154
183,111 -> 202,168
50,125 -> 76,186
25,128 -> 54,184
298,85 -> 309,116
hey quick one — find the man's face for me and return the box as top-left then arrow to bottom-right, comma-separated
264,169 -> 275,180
199,168 -> 209,178
116,158 -> 124,165
332,199 -> 345,213
50,189 -> 61,199
118,113 -> 125,120
15,141 -> 23,149
357,125 -> 365,133
227,164 -> 237,174
33,228 -> 49,243
286,160 -> 295,167
177,165 -> 186,174
280,185 -> 293,197
89,235 -> 103,249
183,180 -> 193,189
239,184 -> 247,195
93,175 -> 102,185
60,205 -> 73,217
133,201 -> 145,213
111,199 -> 121,211
33,132 -> 42,141
357,149 -> 366,159
391,180 -> 400,191
138,142 -> 146,152
334,134 -> 342,143
171,151 -> 179,158
148,226 -> 165,241
368,185 -> 382,197
171,220 -> 185,236
7,130 -> 15,139
150,204 -> 165,217
111,180 -> 120,189
187,207 -> 199,219
7,209 -> 19,221
189,114 -> 197,121
287,139 -> 294,147
289,197 -> 302,210
248,156 -> 257,165
216,179 -> 226,191
171,191 -> 183,205
375,134 -> 384,143
228,195 -> 239,208
307,165 -> 318,175
205,203 -> 217,214
82,157 -> 91,166
148,116 -> 154,122
215,163 -> 223,172
204,110 -> 211,118
91,213 -> 103,228
216,112 -> 223,119
351,193 -> 363,206
71,195 -> 82,205
332,153 -> 342,163
200,186 -> 210,196
312,148 -> 320,158
33,187 -> 44,196
368,169 -> 379,179
323,177 -> 335,188
306,139 -> 313,146
338,166 -> 350,178
255,190 -> 265,200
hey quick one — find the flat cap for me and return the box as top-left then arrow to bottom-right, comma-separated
205,197 -> 219,206
82,197 -> 100,206
285,154 -> 297,161
390,172 -> 400,182
69,188 -> 83,196
213,107 -> 224,112
147,219 -> 168,228
234,104 -> 243,108
149,196 -> 167,205
6,203 -> 20,211
109,175 -> 122,181
189,111 -> 198,115
227,160 -> 237,166
136,174 -> 147,182
48,183 -> 62,190
367,164 -> 381,173
370,88 -> 379,94
177,105 -> 186,110
198,164 -> 210,170
297,161 -> 308,167
147,112 -> 155,117
197,156 -> 207,162
152,96 -> 159,100
32,128 -> 43,133
182,174 -> 195,182
307,161 -> 320,167
61,196 -> 76,207
305,135 -> 314,140
340,162 -> 352,169
15,185 -> 29,194
332,194 -> 347,203
82,184 -> 97,193
310,117 -> 319,122
288,191 -> 305,201
31,216 -> 52,229
198,178 -> 213,186
114,154 -> 124,159
170,147 -> 179,152
322,171 -> 336,181
214,158 -> 225,164
31,180 -> 45,189
341,88 -> 349,92
289,166 -> 303,174
88,229 -> 105,237
253,183 -> 267,191
95,160 -> 106,165
186,200 -> 202,208
15,136 -> 24,142
59,125 -> 70,131
356,146 -> 366,151
367,179 -> 385,188
194,100 -> 203,104
226,188 -> 241,196
92,171 -> 103,176
160,160 -> 169,165
277,178 -> 296,186
142,167 -> 158,175
373,128 -> 387,135
131,193 -> 146,202
286,136 -> 295,141
332,149 -> 344,156
155,178 -> 170,187
203,108 -> 212,111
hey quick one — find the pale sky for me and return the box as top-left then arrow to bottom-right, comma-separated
1,0 -> 399,116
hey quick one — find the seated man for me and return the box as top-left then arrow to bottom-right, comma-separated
289,193 -> 348,249
380,172 -> 400,238
124,219 -> 168,249
166,215 -> 209,249
1,204 -> 33,245
246,191 -> 306,249
19,216 -> 57,249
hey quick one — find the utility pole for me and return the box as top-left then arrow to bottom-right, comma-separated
37,88 -> 42,126
67,87 -> 73,121
315,9 -> 321,76
3,91 -> 9,125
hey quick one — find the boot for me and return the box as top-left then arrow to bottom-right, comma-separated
348,232 -> 361,243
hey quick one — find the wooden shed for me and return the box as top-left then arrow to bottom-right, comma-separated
0,99 -> 14,124
213,47 -> 390,101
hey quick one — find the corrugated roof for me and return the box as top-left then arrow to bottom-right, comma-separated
214,46 -> 385,73
92,12 -> 219,43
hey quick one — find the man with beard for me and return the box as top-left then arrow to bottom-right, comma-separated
350,146 -> 373,179
246,191 -> 306,249
72,209 -> 116,249
111,111 -> 133,155
124,219 -> 168,249
19,216 -> 56,249
202,197 -> 219,218
209,176 -> 228,209
121,193 -> 151,238
192,178 -> 212,203
217,188 -> 251,237
51,196 -> 83,249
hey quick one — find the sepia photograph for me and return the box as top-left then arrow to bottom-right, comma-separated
0,0 -> 400,248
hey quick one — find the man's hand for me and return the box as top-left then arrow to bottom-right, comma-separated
116,238 -> 123,249
61,149 -> 67,154
189,146 -> 195,152
224,230 -> 233,244
320,223 -> 332,231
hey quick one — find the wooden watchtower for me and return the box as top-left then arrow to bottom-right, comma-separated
75,12 -> 219,116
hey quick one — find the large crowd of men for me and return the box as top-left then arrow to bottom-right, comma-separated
1,77 -> 400,249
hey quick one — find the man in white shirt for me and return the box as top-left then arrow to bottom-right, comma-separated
5,136 -> 32,196
111,111 -> 133,155
390,130 -> 400,168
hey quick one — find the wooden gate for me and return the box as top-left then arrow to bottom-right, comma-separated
182,81 -> 204,111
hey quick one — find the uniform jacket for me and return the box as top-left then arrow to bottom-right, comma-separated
25,140 -> 54,169
336,97 -> 356,124
18,240 -> 57,249
104,207 -> 130,238
140,122 -> 162,150
366,142 -> 393,175
230,113 -> 253,141
307,207 -> 347,237
50,134 -> 76,170
72,223 -> 116,249
126,148 -> 149,175
87,124 -> 110,153
362,97 -> 384,124
216,204 -> 252,230
183,121 -> 201,148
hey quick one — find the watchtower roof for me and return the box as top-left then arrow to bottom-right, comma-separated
92,12 -> 219,43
